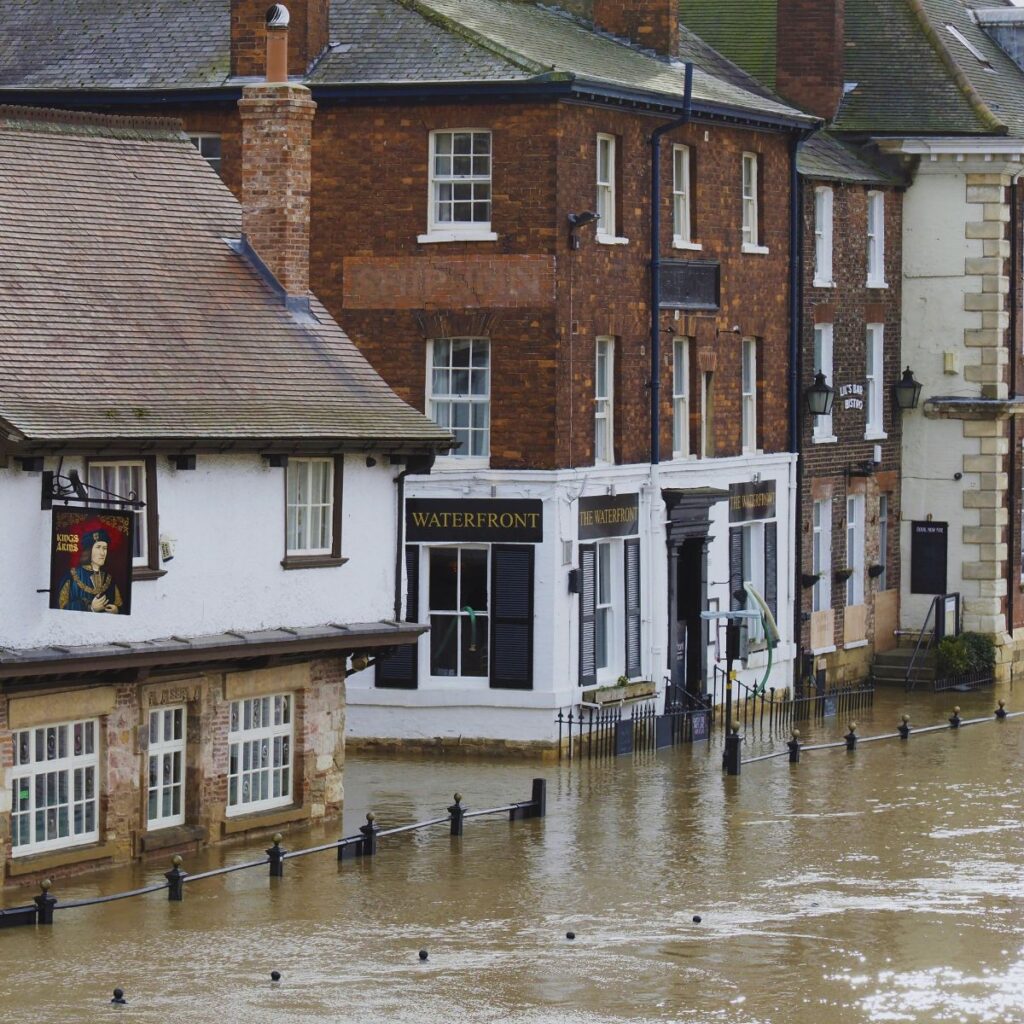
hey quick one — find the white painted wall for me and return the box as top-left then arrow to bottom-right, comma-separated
0,453 -> 402,649
347,452 -> 798,743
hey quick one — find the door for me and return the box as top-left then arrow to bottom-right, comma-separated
672,537 -> 707,699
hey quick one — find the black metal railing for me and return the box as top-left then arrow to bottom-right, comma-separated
905,592 -> 961,690
932,669 -> 993,693
0,779 -> 547,929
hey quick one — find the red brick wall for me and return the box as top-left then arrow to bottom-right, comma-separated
593,0 -> 679,55
798,179 -> 903,653
776,0 -> 845,120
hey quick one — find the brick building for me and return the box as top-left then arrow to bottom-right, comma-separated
0,86 -> 448,885
0,0 -> 821,744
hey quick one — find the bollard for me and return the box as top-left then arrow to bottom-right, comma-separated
724,721 -> 742,776
845,722 -> 858,751
34,879 -> 56,925
165,854 -> 186,901
996,698 -> 1008,720
787,730 -> 801,764
267,833 -> 286,877
448,793 -> 465,836
359,813 -> 380,857
531,777 -> 547,819
949,706 -> 961,729
898,714 -> 911,740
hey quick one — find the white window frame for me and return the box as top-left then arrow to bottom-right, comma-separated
595,337 -> 615,465
426,545 -> 490,682
188,133 -> 222,175
594,539 -> 625,681
419,129 -> 497,243
672,144 -> 700,250
741,338 -> 758,453
867,190 -> 887,288
813,323 -> 836,443
427,338 -> 491,466
596,134 -> 627,244
87,460 -> 147,567
286,457 -> 334,556
814,186 -> 834,287
227,694 -> 293,816
878,494 -> 889,591
11,718 -> 99,857
672,337 -> 691,458
700,370 -> 715,458
812,498 -> 832,614
846,494 -> 865,607
147,706 -> 186,830
741,152 -> 768,254
865,323 -> 887,439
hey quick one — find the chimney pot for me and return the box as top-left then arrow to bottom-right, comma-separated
265,3 -> 290,82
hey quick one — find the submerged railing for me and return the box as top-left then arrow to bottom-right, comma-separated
0,779 -> 547,929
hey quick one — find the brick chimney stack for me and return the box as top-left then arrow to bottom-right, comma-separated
231,0 -> 329,78
593,1 -> 679,57
238,4 -> 317,298
775,0 -> 845,121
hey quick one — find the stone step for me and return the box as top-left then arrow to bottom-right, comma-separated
873,649 -> 936,668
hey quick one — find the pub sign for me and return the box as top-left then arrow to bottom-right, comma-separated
728,480 -> 776,523
406,499 -> 543,543
578,493 -> 639,540
49,507 -> 134,615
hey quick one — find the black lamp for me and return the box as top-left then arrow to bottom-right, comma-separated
806,371 -> 835,417
893,366 -> 923,411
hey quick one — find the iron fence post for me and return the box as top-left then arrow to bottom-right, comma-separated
34,880 -> 56,925
530,778 -> 547,818
449,793 -> 465,836
267,833 -> 286,877
724,721 -> 742,775
996,699 -> 1008,719
788,730 -> 801,763
949,706 -> 961,729
898,714 -> 911,740
359,813 -> 380,856
165,855 -> 186,901
845,722 -> 858,751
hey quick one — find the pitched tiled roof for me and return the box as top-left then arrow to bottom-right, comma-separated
0,0 -> 812,123
681,0 -> 1024,138
0,106 -> 452,450
797,133 -> 899,184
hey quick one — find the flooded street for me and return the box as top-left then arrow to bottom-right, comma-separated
2,685 -> 1023,1024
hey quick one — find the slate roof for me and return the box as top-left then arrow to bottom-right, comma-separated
797,133 -> 898,185
679,0 -> 1024,138
0,0 -> 813,124
0,106 -> 453,451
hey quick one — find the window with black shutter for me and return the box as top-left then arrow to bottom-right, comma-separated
624,538 -> 641,679
764,521 -> 778,621
489,545 -> 534,690
579,543 -> 597,687
375,545 -> 420,689
729,527 -> 744,611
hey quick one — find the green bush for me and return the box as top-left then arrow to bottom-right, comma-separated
935,632 -> 995,678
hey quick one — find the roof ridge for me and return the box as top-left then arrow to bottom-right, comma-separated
903,0 -> 1007,134
0,103 -> 184,138
393,0 -> 551,76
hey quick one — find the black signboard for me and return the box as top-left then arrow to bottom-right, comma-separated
50,507 -> 134,615
728,480 -> 776,523
406,499 -> 543,544
823,695 -> 838,719
911,521 -> 948,594
614,718 -> 634,756
579,493 -> 640,540
691,708 -> 710,742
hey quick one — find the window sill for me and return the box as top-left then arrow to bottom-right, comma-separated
844,639 -> 869,650
596,235 -> 630,246
133,566 -> 168,582
281,555 -> 349,571
223,803 -> 310,835
812,279 -> 835,289
8,840 -> 115,876
864,430 -> 888,441
672,238 -> 703,251
417,230 -> 498,244
742,243 -> 770,255
812,434 -> 838,445
866,279 -> 889,290
811,644 -> 837,656
139,823 -> 208,854
433,456 -> 491,472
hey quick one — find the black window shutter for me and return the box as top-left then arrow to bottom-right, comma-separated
376,545 -> 419,689
764,521 -> 778,620
579,543 -> 597,687
729,527 -> 744,611
489,545 -> 534,690
624,538 -> 641,679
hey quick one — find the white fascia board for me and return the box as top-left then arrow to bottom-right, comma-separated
875,136 -> 1024,158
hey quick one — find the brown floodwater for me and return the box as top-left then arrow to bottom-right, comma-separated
1,685 -> 1023,1024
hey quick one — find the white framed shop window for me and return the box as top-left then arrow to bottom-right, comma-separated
427,546 -> 490,681
227,694 -> 293,815
11,718 -> 99,856
147,706 -> 185,829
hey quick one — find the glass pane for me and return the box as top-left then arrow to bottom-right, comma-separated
430,614 -> 459,676
597,544 -> 611,603
461,549 -> 488,612
429,548 -> 459,610
472,133 -> 490,155
461,616 -> 489,677
435,132 -> 452,155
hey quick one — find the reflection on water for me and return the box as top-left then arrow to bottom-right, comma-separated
1,687 -> 1022,1023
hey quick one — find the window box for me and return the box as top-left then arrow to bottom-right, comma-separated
868,563 -> 886,579
581,680 -> 655,705
833,566 -> 854,584
741,242 -> 770,255
801,572 -> 822,589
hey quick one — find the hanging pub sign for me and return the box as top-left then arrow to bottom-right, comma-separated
49,507 -> 134,615
578,493 -> 639,540
406,498 -> 543,543
728,480 -> 776,523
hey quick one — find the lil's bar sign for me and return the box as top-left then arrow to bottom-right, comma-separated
49,507 -> 134,615
406,499 -> 543,543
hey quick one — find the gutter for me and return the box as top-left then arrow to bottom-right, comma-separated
649,63 -> 694,465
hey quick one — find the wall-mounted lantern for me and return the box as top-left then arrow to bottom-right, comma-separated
893,366 -> 923,411
806,371 -> 835,417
